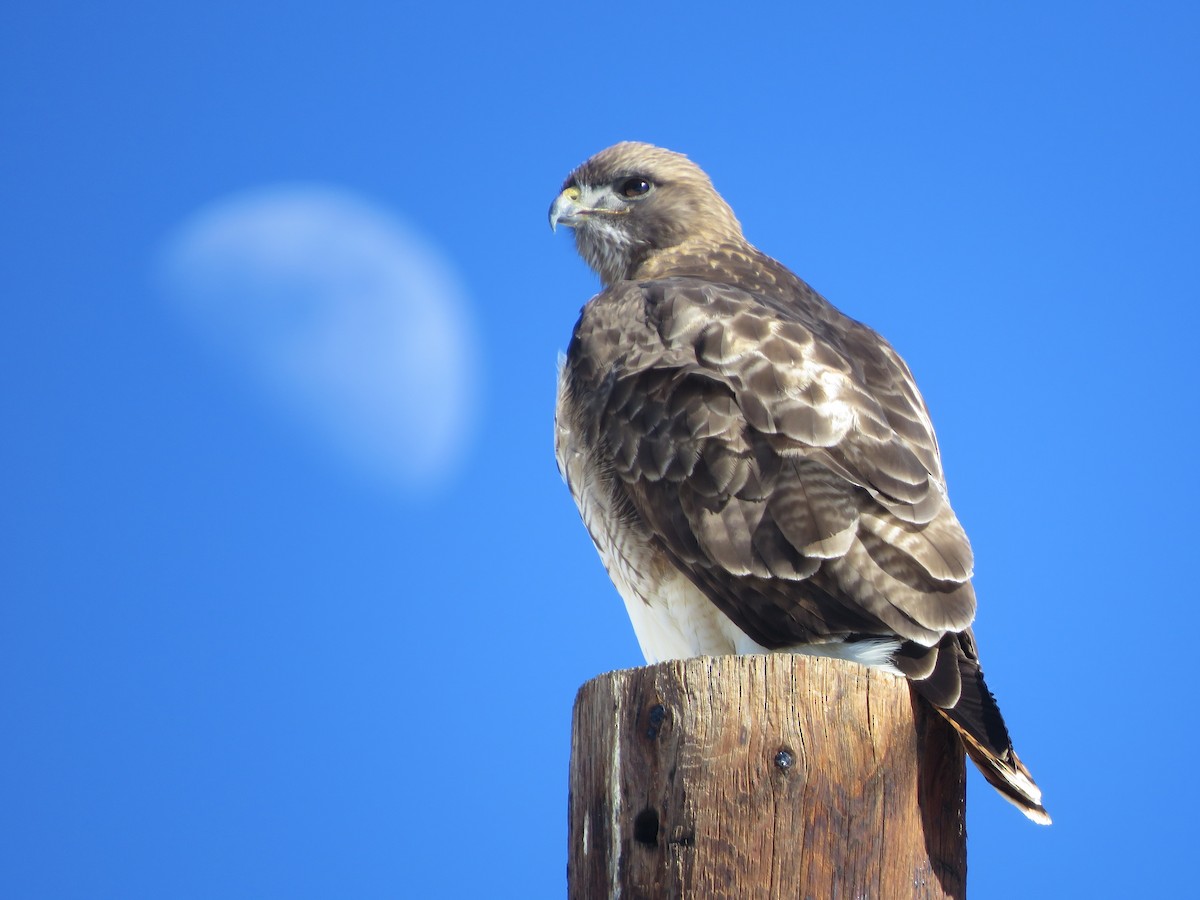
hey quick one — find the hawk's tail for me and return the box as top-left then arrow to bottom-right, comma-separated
939,706 -> 1050,824
898,631 -> 1051,825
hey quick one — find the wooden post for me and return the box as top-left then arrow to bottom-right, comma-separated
568,655 -> 966,899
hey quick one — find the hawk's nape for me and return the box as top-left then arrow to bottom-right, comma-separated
551,142 -> 1049,824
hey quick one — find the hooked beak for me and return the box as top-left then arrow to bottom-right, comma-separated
549,186 -> 588,232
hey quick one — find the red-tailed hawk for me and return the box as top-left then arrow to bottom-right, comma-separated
551,142 -> 1049,824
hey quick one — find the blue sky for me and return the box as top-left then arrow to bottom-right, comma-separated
3,2 -> 1198,897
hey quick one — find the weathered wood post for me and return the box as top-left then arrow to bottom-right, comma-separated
568,654 -> 966,899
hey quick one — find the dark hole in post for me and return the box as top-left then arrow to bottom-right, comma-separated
645,703 -> 667,739
633,807 -> 660,847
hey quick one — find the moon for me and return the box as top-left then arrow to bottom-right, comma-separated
158,185 -> 478,494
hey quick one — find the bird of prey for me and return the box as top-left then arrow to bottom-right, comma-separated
550,142 -> 1049,824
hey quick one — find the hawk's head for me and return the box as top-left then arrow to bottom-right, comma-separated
549,142 -> 744,286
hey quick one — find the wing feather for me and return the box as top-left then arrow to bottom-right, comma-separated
565,275 -> 976,648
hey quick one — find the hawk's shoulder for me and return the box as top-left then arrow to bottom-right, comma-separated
566,271 -> 944,489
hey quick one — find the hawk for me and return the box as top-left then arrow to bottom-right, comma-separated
551,142 -> 1049,824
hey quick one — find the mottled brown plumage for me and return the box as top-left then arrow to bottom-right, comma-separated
551,142 -> 1048,823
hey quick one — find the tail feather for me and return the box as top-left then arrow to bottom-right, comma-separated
940,709 -> 1051,824
902,629 -> 1051,825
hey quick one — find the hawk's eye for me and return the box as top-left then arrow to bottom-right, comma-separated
618,177 -> 652,198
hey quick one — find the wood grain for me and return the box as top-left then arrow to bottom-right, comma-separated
568,655 -> 966,899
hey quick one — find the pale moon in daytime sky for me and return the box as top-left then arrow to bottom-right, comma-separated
157,186 -> 479,494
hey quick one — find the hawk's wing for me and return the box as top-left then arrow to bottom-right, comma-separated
569,276 -> 976,654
